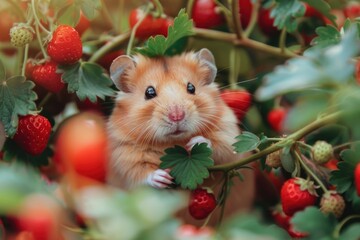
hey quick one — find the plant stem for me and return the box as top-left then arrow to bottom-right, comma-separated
31,0 -> 51,34
152,0 -> 164,17
88,31 -> 131,63
333,214 -> 360,238
279,27 -> 287,54
294,149 -> 328,193
38,92 -> 52,109
126,3 -> 152,55
243,0 -> 260,38
21,44 -> 29,76
193,28 -> 298,58
34,23 -> 48,59
186,0 -> 195,17
231,0 -> 244,39
217,173 -> 229,227
209,111 -> 342,172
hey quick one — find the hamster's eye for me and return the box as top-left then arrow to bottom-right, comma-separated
187,82 -> 196,94
145,86 -> 157,100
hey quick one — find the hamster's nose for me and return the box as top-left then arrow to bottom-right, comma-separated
168,106 -> 185,122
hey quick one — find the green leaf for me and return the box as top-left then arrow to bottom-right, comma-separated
291,207 -> 337,239
256,28 -> 360,101
56,4 -> 81,26
232,131 -> 260,153
340,223 -> 360,240
220,214 -> 289,240
310,25 -> 341,49
0,76 -> 37,137
135,9 -> 194,57
59,62 -> 115,102
159,143 -> 213,190
280,146 -> 295,173
77,0 -> 101,20
300,0 -> 336,26
271,0 -> 305,33
330,144 -> 360,194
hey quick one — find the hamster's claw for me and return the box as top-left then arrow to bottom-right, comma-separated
145,169 -> 173,189
186,136 -> 212,151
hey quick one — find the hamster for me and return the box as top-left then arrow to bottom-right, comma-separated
107,48 -> 254,222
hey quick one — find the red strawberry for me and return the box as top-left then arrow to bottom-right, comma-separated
355,163 -> 360,196
13,115 -> 52,156
47,25 -> 82,65
267,108 -> 287,132
188,188 -> 216,220
280,178 -> 318,216
32,60 -> 65,93
220,89 -> 252,121
75,12 -> 90,36
271,204 -> 308,238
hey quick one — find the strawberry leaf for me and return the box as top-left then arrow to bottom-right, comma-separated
135,9 -> 194,57
256,28 -> 360,101
330,144 -> 360,193
291,207 -> 337,238
270,0 -> 305,33
56,4 -> 81,26
159,143 -> 213,190
0,71 -> 37,137
233,131 -> 260,153
59,62 -> 115,102
310,25 -> 341,49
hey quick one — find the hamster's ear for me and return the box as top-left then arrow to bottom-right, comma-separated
196,48 -> 217,84
110,55 -> 136,92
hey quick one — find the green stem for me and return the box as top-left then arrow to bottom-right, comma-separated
279,27 -> 287,54
186,0 -> 195,17
333,215 -> 360,238
209,111 -> 342,172
229,48 -> 239,89
34,22 -> 48,58
193,28 -> 298,58
31,0 -> 51,34
230,0 -> 244,39
88,31 -> 131,63
333,141 -> 360,151
126,4 -> 152,55
243,0 -> 260,38
297,141 -> 313,151
21,44 -> 29,77
266,137 -> 285,142
217,173 -> 229,227
15,47 -> 24,76
152,0 -> 164,17
38,92 -> 52,109
294,148 -> 328,193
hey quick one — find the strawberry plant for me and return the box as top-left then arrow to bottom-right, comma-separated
1,0 -> 360,239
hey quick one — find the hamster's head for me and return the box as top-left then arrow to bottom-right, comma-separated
109,48 -> 225,144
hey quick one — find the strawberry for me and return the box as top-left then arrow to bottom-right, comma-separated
188,188 -> 216,220
312,141 -> 333,164
355,163 -> 360,196
47,25 -> 82,65
319,191 -> 345,218
25,58 -> 37,80
13,115 -> 52,156
75,12 -> 90,36
280,177 -> 318,216
220,89 -> 252,121
267,108 -> 287,132
265,149 -> 282,168
271,204 -> 308,238
32,60 -> 65,93
9,24 -> 34,48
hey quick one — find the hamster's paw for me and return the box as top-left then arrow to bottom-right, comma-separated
145,168 -> 173,188
186,135 -> 212,151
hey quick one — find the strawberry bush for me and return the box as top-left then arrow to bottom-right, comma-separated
1,0 -> 360,239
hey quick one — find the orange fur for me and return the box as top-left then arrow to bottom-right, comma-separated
107,51 -> 255,224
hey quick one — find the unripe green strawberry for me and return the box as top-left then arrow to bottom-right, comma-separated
9,24 -> 34,48
266,149 -> 282,168
312,141 -> 333,164
320,191 -> 345,218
